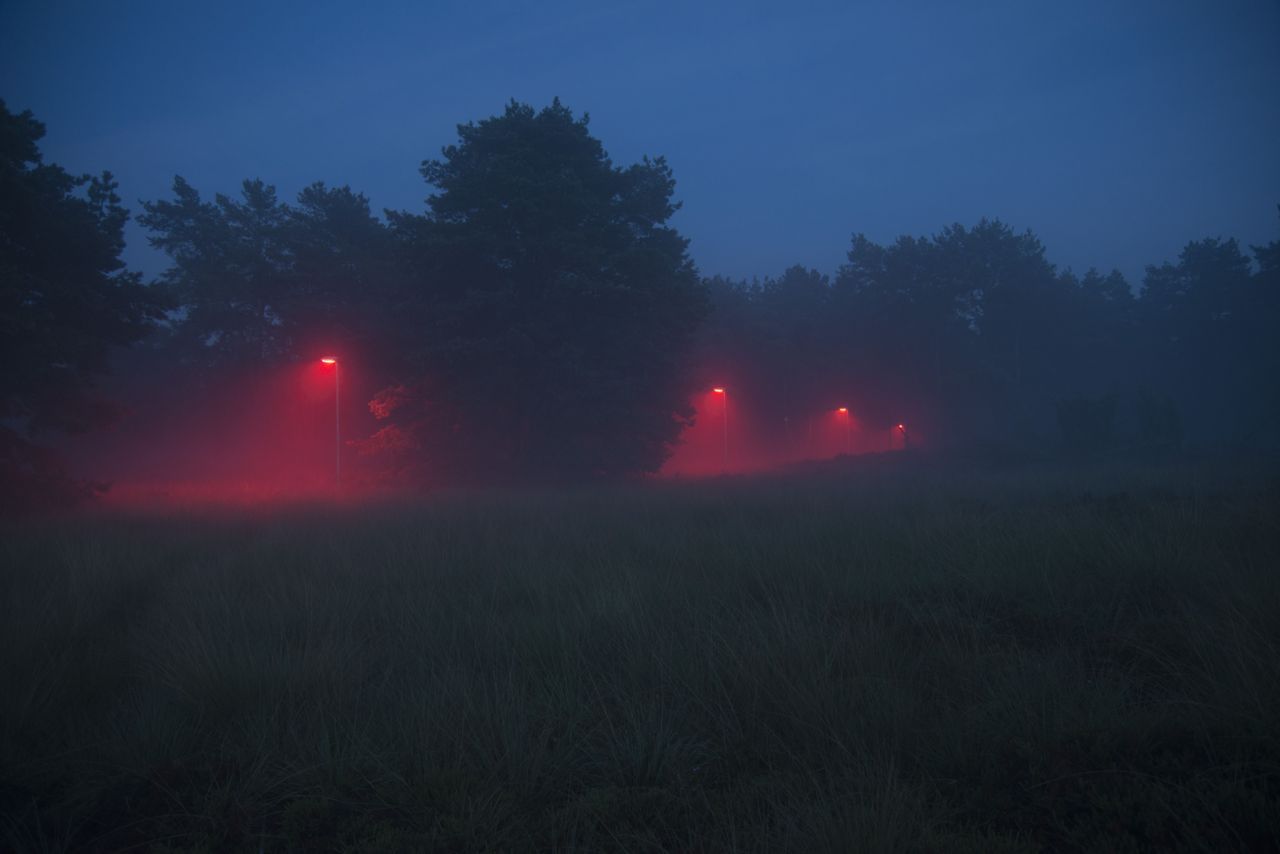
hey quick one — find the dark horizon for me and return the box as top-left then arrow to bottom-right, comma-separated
3,0 -> 1277,288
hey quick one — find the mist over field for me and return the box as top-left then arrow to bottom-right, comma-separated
2,1 -> 1279,850
4,463 -> 1280,850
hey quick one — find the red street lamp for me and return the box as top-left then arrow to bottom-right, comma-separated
713,387 -> 728,471
320,358 -> 340,487
837,407 -> 852,455
896,422 -> 908,451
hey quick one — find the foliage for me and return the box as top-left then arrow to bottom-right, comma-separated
139,177 -> 293,367
286,182 -> 401,369
376,99 -> 708,480
31,93 -> 1279,495
698,220 -> 1139,449
1138,237 -> 1257,442
698,212 -> 1279,454
140,179 -> 396,373
0,100 -> 165,509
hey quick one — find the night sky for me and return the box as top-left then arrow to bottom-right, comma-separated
2,0 -> 1277,286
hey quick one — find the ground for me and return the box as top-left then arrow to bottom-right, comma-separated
2,455 -> 1278,852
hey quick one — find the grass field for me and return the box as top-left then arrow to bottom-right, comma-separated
2,457 -> 1279,852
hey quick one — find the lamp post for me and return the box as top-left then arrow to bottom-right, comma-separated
838,407 -> 851,455
321,358 -> 340,488
897,422 -> 908,451
713,387 -> 728,472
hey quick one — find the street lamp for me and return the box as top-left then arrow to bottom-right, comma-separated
320,358 -> 340,487
713,387 -> 728,471
896,422 -> 908,451
837,407 -> 851,455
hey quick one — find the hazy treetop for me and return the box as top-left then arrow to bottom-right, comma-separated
1,0 -> 1277,284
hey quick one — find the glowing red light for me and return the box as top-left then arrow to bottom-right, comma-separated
837,407 -> 848,413
897,423 -> 905,430
320,358 -> 337,364
712,387 -> 725,394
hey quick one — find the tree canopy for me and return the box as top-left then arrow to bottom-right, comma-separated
7,95 -> 1278,506
373,99 -> 708,480
0,99 -> 165,509
698,213 -> 1279,455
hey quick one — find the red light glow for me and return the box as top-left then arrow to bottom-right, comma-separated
712,387 -> 725,394
837,407 -> 848,413
65,358 -> 374,506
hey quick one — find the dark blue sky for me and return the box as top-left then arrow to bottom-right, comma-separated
2,0 -> 1277,285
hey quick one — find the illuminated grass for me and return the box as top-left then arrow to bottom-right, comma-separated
2,459 -> 1278,851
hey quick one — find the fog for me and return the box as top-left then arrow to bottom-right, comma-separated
6,91 -> 1278,508
5,6 -> 1280,850
2,2 -> 1278,509
661,390 -> 905,477
58,361 -> 377,504
57,371 -> 913,503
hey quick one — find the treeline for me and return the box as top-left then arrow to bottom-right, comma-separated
701,222 -> 1279,455
131,99 -> 706,484
5,98 -> 706,500
3,96 -> 1278,506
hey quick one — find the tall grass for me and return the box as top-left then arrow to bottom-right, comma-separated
2,458 -> 1278,851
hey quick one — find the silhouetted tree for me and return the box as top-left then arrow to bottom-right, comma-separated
140,177 -> 294,368
830,221 -> 1069,442
285,182 -> 399,367
0,100 -> 165,510
695,220 -> 1148,454
376,99 -> 708,481
139,178 -> 397,384
58,89 -> 1280,484
695,274 -> 758,389
694,268 -> 836,444
1138,237 -> 1256,443
832,232 -> 953,433
754,266 -> 835,417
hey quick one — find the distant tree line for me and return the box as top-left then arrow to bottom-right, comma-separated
2,96 -> 1278,505
701,221 -> 1279,457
